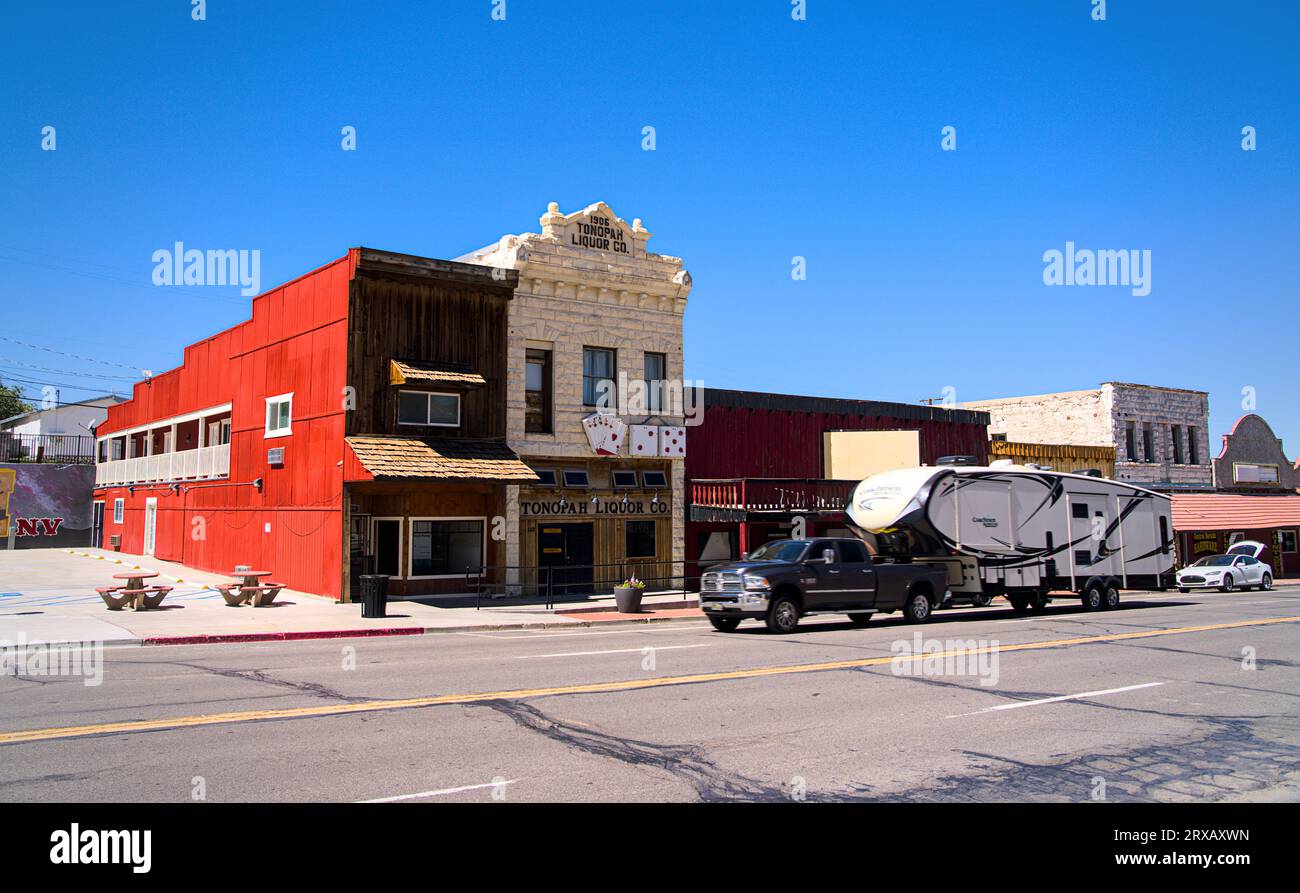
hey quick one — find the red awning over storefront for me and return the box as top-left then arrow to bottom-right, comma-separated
1171,493 -> 1300,531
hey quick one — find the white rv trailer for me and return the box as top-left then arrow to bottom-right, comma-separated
845,463 -> 1176,612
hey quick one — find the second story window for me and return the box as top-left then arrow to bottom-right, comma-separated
583,347 -> 615,408
265,393 -> 293,439
1188,426 -> 1200,464
1125,421 -> 1136,461
643,352 -> 666,413
1171,424 -> 1184,464
1142,423 -> 1154,462
398,390 -> 460,427
525,347 -> 552,434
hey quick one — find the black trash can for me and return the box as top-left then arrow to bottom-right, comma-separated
359,574 -> 389,618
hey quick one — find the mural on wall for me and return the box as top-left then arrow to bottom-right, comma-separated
0,464 -> 95,549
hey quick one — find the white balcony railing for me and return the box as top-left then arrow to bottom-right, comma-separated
95,444 -> 231,487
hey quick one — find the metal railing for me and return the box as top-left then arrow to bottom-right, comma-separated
468,559 -> 696,609
690,477 -> 857,513
0,432 -> 96,464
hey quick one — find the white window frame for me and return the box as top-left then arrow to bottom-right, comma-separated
397,390 -> 461,428
611,470 -> 638,489
562,469 -> 590,488
265,392 -> 294,439
113,498 -> 124,524
641,470 -> 668,488
407,516 -> 487,580
1280,529 -> 1298,554
532,468 -> 558,487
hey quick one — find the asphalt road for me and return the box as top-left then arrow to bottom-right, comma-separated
2,586 -> 1298,803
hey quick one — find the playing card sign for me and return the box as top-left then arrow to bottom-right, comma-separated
582,413 -> 627,456
629,424 -> 659,457
658,426 -> 686,457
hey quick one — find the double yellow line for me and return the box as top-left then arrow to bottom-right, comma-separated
2,614 -> 1296,746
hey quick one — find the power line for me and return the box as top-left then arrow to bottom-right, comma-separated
0,335 -> 146,372
0,247 -> 253,305
0,359 -> 140,382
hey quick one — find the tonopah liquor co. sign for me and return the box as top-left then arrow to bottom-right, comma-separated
568,212 -> 632,254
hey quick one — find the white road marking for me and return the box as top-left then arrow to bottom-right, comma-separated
358,779 -> 519,802
455,622 -> 714,641
948,681 -> 1166,718
514,643 -> 714,659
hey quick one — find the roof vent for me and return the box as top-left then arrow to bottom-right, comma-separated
936,455 -> 979,466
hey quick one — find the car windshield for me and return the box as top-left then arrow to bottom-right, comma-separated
746,540 -> 809,562
1191,555 -> 1234,567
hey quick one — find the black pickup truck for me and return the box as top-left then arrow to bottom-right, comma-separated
698,537 -> 950,633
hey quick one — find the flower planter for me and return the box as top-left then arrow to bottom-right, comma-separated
614,585 -> 644,613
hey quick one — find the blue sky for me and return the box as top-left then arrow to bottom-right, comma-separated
2,0 -> 1297,452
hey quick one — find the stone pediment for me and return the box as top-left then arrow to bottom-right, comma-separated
539,201 -> 650,258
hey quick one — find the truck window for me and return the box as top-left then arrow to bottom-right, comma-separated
837,541 -> 869,564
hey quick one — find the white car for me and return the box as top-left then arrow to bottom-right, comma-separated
1176,541 -> 1273,592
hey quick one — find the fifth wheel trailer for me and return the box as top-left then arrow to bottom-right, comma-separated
845,463 -> 1176,612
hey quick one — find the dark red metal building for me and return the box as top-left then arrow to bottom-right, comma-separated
686,388 -> 989,572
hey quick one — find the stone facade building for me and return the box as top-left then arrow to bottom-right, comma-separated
961,382 -> 1212,489
458,202 -> 692,593
1212,414 -> 1300,493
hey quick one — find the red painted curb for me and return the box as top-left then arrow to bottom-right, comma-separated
142,627 -> 426,647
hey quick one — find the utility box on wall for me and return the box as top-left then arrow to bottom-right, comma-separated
267,447 -> 285,467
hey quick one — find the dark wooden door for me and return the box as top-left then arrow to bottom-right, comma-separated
538,523 -> 594,596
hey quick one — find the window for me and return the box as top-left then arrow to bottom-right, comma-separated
532,468 -> 557,487
1171,425 -> 1183,464
1125,421 -> 1136,461
111,438 -> 126,460
1188,427 -> 1199,464
626,520 -> 657,558
397,390 -> 460,427
1159,517 -> 1170,554
113,498 -> 124,524
409,518 -> 484,578
1281,530 -> 1297,554
642,470 -> 667,488
562,469 -> 590,487
583,347 -> 615,408
611,470 -> 638,488
1071,502 -> 1090,520
1227,531 -> 1245,546
1142,423 -> 1154,462
837,540 -> 870,564
525,348 -> 553,433
207,418 -> 231,446
643,352 -> 666,413
265,393 -> 293,438
1234,463 -> 1280,484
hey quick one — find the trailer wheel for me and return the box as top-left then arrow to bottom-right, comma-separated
1007,595 -> 1029,614
1028,593 -> 1049,611
708,617 -> 741,633
904,589 -> 933,623
1082,583 -> 1104,611
972,594 -> 993,608
1101,583 -> 1121,610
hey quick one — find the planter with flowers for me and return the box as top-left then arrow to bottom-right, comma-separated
614,576 -> 646,613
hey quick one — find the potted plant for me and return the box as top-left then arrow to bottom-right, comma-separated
614,576 -> 646,613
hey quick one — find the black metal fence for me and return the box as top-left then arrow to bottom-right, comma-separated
468,559 -> 698,609
0,432 -> 96,464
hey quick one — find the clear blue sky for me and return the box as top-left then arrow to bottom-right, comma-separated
2,1 -> 1297,453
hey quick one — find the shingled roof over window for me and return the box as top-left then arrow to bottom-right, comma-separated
345,435 -> 538,482
389,359 -> 487,387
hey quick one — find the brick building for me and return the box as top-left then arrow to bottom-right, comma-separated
961,382 -> 1212,490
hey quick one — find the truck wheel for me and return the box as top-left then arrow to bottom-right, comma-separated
1082,583 -> 1104,611
1102,583 -> 1121,610
708,617 -> 741,633
1178,587 -> 1190,594
846,613 -> 873,627
904,590 -> 933,623
765,596 -> 801,634
1007,595 -> 1029,614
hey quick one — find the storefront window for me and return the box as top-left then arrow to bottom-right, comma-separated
398,391 -> 460,427
409,519 -> 483,577
626,520 -> 656,558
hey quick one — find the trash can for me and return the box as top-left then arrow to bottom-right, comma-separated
359,574 -> 389,618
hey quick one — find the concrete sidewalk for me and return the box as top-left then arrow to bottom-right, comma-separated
0,548 -> 704,648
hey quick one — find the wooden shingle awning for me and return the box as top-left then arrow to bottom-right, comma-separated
345,435 -> 538,482
389,359 -> 486,388
1171,493 -> 1300,531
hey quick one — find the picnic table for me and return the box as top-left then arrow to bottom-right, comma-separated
218,570 -> 283,607
99,571 -> 171,610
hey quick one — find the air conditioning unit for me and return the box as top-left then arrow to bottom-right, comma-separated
267,447 -> 285,467
110,534 -> 122,550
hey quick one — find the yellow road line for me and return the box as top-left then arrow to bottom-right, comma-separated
3,614 -> 1297,746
